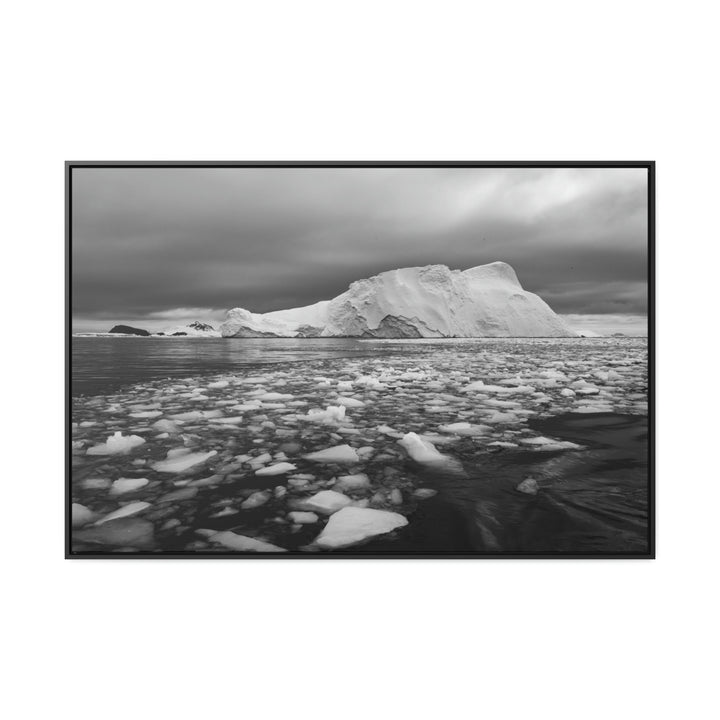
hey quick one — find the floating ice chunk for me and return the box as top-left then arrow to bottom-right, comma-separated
168,409 -> 224,421
256,392 -> 294,401
109,477 -> 150,495
413,488 -> 437,499
560,388 -> 576,397
250,452 -> 273,466
95,501 -> 151,525
157,487 -> 198,503
398,433 -> 444,463
377,424 -> 404,438
303,445 -> 360,464
232,402 -> 263,411
334,396 -> 365,408
151,450 -> 217,473
79,421 -> 97,427
208,379 -> 230,388
205,530 -> 286,552
152,418 -> 181,433
86,431 -> 146,455
210,416 -> 244,425
287,511 -> 319,524
576,386 -> 600,395
335,473 -> 371,491
209,506 -> 238,518
166,447 -> 192,459
301,406 -> 346,425
302,490 -> 353,515
354,375 -> 388,390
520,436 -> 583,451
129,410 -> 163,419
356,446 -> 375,460
516,478 -> 539,495
438,422 -> 488,436
255,462 -> 297,476
337,381 -> 354,391
488,441 -> 519,449
313,507 -> 408,549
72,503 -> 95,528
241,491 -> 271,509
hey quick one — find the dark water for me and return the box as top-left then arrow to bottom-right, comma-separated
358,413 -> 649,555
73,337 -> 419,396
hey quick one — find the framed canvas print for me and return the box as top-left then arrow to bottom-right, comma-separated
67,162 -> 654,558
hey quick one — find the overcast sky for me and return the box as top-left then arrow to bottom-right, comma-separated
72,166 -> 648,334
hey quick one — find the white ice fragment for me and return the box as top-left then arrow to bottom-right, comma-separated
151,450 -> 217,473
303,444 -> 360,464
398,432 -> 444,463
301,405 -> 346,425
335,473 -> 371,491
206,531 -> 286,552
168,409 -> 224,421
302,490 -> 353,515
129,410 -> 163,418
438,422 -> 488,436
241,491 -> 271,509
520,436 -> 583,451
413,488 -> 437,499
256,392 -> 294,401
208,380 -> 230,388
95,501 -> 151,525
334,396 -> 365,408
313,507 -> 408,549
255,462 -> 297,476
287,511 -> 319,524
86,431 -> 146,455
516,478 -> 539,495
72,503 -> 95,528
109,477 -> 150,495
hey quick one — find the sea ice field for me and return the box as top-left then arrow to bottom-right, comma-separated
70,337 -> 649,554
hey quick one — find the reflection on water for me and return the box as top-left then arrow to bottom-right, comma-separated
73,337 -> 406,396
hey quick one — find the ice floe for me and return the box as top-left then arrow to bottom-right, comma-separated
255,462 -> 297,476
301,490 -> 353,515
86,431 -> 146,455
95,501 -> 151,525
204,530 -> 286,552
151,450 -> 217,473
109,477 -> 150,495
312,507 -> 408,549
303,445 -> 360,464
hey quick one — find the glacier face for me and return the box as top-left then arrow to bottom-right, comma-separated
220,262 -> 576,338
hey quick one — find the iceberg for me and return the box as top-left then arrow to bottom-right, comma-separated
220,262 -> 575,338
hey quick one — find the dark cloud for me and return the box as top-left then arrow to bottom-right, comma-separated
71,167 -> 648,327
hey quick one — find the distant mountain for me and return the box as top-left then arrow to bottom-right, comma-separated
160,321 -> 220,337
109,325 -> 150,336
220,262 -> 576,338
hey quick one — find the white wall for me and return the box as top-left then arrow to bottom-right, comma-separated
3,2 -> 717,719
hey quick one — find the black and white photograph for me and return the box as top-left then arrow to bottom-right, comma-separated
68,162 -> 652,557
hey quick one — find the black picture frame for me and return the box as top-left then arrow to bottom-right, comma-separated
66,161 -> 655,559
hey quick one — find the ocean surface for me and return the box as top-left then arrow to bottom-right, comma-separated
70,336 -> 650,555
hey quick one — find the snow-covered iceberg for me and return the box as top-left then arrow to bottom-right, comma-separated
220,262 -> 576,338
